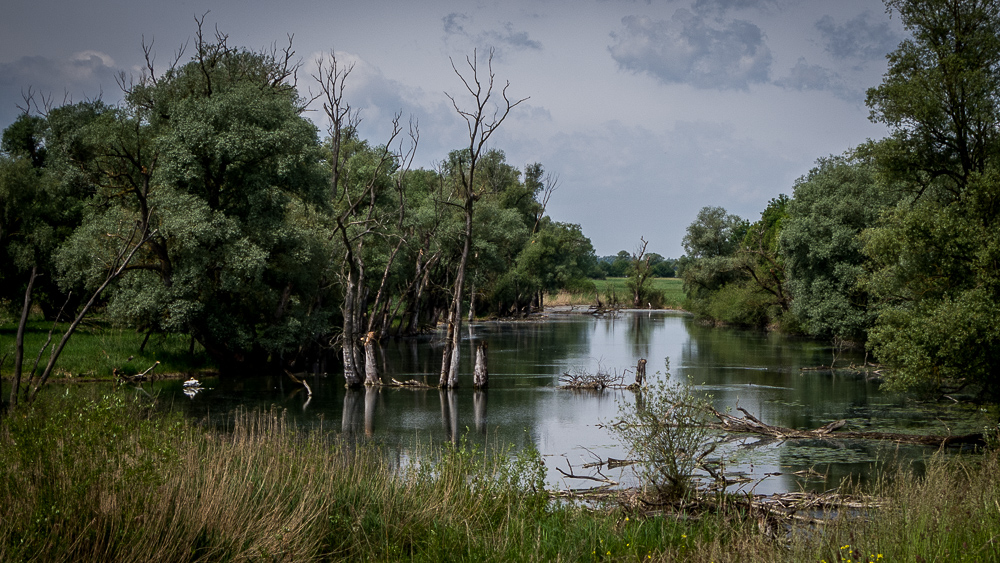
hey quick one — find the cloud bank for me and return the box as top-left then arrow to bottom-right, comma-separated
608,10 -> 771,90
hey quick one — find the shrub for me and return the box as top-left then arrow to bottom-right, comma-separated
610,359 -> 715,500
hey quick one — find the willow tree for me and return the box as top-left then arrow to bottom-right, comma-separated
438,49 -> 526,388
56,21 -> 333,375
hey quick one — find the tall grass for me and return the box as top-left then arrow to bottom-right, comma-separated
791,452 -> 1000,563
0,390 -> 714,561
3,389 -> 998,561
546,278 -> 686,310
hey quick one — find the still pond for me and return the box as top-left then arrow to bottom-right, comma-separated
156,310 -> 988,495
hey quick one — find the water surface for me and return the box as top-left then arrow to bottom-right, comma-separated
157,311 -> 989,494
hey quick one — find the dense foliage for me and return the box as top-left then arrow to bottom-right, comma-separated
0,28 -> 596,386
678,0 -> 1000,398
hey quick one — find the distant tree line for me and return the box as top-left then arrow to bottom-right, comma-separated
0,22 -> 597,392
678,0 -> 1000,400
594,251 -> 676,279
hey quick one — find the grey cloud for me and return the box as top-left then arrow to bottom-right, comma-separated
608,11 -> 771,90
691,0 -> 781,16
774,57 -> 858,101
485,23 -> 543,51
443,13 -> 470,36
815,11 -> 900,61
442,13 -> 542,52
0,52 -> 121,129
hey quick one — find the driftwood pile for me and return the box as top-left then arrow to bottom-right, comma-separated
559,359 -> 647,391
708,406 -> 985,448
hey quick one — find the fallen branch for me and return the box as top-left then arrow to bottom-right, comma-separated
388,378 -> 435,388
708,407 -> 984,448
116,361 -> 161,383
284,370 -> 313,396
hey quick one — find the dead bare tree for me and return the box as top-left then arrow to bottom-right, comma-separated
438,47 -> 527,389
314,51 -> 417,387
531,171 -> 558,235
627,237 -> 654,308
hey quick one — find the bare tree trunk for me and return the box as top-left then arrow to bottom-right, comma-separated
9,265 -> 37,407
439,203 -> 472,388
439,47 -> 526,388
364,331 -> 380,385
341,273 -> 363,387
468,282 -> 476,322
635,358 -> 647,386
474,340 -> 489,389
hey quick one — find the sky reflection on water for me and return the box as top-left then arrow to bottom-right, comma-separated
160,311 -> 989,495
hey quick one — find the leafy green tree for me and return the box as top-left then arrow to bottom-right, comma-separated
602,251 -> 632,278
863,0 -> 1000,396
732,195 -> 791,320
493,219 -> 596,314
51,26 -> 332,374
680,207 -> 747,318
1,108 -> 102,405
681,206 -> 747,260
681,200 -> 793,328
781,154 -> 897,340
645,253 -> 677,278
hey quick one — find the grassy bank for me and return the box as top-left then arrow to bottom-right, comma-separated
0,319 -> 212,379
2,390 -> 998,561
546,278 -> 686,310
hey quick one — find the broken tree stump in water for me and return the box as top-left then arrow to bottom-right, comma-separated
474,340 -> 488,389
363,331 -> 380,386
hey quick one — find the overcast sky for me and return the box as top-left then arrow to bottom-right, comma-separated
1,0 -> 904,257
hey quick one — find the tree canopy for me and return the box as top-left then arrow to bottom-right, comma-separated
0,25 -> 600,389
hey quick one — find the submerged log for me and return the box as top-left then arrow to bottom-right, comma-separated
388,378 -> 434,388
709,407 -> 984,448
